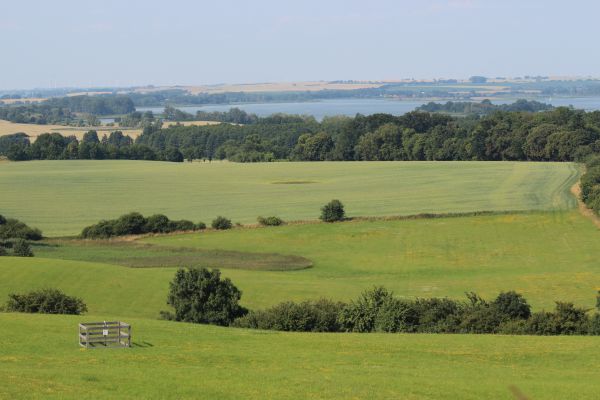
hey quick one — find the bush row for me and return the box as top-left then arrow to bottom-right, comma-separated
80,212 -> 205,238
161,268 -> 600,336
234,287 -> 600,335
81,212 -> 294,239
3,288 -> 87,315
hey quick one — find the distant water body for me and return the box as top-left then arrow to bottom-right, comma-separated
136,97 -> 600,121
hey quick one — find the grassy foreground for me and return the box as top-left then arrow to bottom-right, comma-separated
1,313 -> 599,400
0,160 -> 579,236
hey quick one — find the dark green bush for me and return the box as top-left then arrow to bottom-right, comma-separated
81,212 -> 203,238
169,219 -> 195,231
257,216 -> 284,226
492,291 -> 532,319
12,239 -> 33,257
195,222 -> 207,230
0,217 -> 42,241
227,287 -> 599,335
144,214 -> 171,233
320,199 -> 345,222
373,297 -> 420,333
165,267 -> 247,325
233,299 -> 344,332
338,286 -> 393,332
211,216 -> 233,230
113,212 -> 146,236
5,288 -> 87,315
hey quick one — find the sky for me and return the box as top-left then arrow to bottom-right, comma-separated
1,0 -> 599,90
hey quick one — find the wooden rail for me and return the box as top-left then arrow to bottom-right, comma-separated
79,321 -> 131,348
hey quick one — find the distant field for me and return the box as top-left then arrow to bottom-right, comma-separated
1,313 -> 599,400
0,119 -> 142,140
0,211 -> 594,317
0,160 -> 579,236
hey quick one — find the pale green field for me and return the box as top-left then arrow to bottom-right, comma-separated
0,160 -> 579,236
1,313 -> 599,400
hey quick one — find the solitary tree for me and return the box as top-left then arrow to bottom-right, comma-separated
320,199 -> 345,222
166,267 -> 247,325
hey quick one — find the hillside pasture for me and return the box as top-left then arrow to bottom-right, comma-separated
0,160 -> 579,236
0,211 -> 594,317
1,313 -> 599,400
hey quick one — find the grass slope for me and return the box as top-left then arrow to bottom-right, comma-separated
0,160 -> 579,236
1,313 -> 599,400
146,211 -> 600,311
2,211 -> 598,318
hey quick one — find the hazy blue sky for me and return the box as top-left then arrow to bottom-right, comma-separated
1,0 -> 599,89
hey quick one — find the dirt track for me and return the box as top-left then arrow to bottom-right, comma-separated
571,183 -> 600,228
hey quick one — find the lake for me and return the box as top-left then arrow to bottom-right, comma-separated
136,97 -> 600,120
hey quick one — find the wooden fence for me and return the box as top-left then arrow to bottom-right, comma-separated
79,321 -> 131,348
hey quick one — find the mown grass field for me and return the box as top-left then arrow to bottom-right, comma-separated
0,160 -> 579,236
1,313 -> 599,400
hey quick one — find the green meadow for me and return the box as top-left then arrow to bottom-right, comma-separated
0,211 -> 595,317
0,160 -> 598,399
0,160 -> 579,236
1,313 -> 600,400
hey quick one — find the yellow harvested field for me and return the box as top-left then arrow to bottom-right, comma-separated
134,81 -> 385,94
0,119 -> 142,139
0,97 -> 46,105
162,120 -> 223,127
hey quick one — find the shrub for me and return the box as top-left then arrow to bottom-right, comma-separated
523,302 -> 590,335
112,212 -> 146,236
0,215 -> 6,225
338,286 -> 393,332
492,291 -> 531,319
374,297 -> 420,333
12,239 -> 33,257
412,297 -> 463,333
5,288 -> 87,315
169,219 -> 195,231
144,214 -> 171,233
81,219 -> 116,238
257,216 -> 284,226
0,247 -> 6,256
233,299 -> 344,332
195,222 -> 207,230
0,217 -> 42,240
211,216 -> 232,230
81,212 -> 203,238
320,199 -> 345,222
166,267 -> 247,325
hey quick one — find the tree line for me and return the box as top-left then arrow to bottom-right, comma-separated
0,95 -> 135,125
417,99 -> 554,115
137,106 -> 600,164
1,129 -> 183,162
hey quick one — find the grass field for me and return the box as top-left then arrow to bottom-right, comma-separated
0,160 -> 579,236
0,211 -> 594,317
1,313 -> 599,400
0,159 -> 597,399
0,119 -> 142,140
